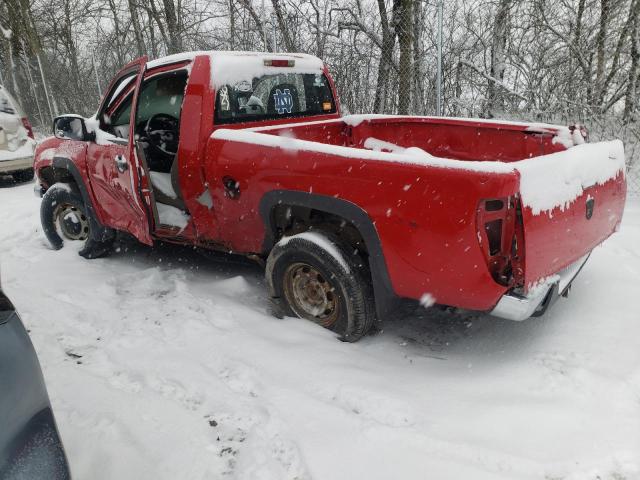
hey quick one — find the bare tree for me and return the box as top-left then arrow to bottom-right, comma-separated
162,0 -> 181,54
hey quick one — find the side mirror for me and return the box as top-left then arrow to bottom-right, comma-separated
53,115 -> 94,141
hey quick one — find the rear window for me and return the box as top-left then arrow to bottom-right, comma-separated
214,73 -> 336,124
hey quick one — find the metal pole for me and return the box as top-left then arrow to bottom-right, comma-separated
436,0 -> 443,116
92,52 -> 103,99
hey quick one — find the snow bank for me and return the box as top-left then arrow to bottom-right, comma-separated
1,182 -> 640,480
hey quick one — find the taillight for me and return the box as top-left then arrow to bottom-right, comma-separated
476,196 -> 524,287
21,118 -> 34,139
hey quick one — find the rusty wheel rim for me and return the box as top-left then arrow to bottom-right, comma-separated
54,203 -> 90,241
283,262 -> 340,327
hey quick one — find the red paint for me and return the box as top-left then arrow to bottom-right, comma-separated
33,52 -> 627,314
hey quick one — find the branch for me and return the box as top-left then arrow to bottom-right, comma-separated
459,60 -> 527,101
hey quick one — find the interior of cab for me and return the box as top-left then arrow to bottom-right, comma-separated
106,70 -> 189,215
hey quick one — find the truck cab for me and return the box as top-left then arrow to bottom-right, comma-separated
37,52 -> 338,247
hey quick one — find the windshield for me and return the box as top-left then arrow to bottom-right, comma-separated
214,72 -> 336,124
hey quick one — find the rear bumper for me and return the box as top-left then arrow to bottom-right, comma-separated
490,253 -> 590,321
0,155 -> 34,174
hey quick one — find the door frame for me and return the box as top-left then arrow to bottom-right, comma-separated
89,56 -> 155,245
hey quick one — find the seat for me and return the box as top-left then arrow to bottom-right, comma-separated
137,142 -> 186,211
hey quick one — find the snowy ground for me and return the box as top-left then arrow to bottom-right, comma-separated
1,178 -> 639,480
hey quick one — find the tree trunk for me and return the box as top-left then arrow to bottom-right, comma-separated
237,0 -> 273,52
624,0 -> 640,121
147,7 -> 159,58
271,0 -> 296,52
229,0 -> 235,50
162,0 -> 181,54
148,0 -> 170,55
486,0 -> 511,118
412,0 -> 423,114
594,0 -> 611,110
128,0 -> 147,57
107,0 -> 125,65
373,0 -> 397,113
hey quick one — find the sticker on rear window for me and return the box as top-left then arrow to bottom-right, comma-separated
219,86 -> 230,111
273,89 -> 293,114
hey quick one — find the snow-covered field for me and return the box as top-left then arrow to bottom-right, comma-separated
1,178 -> 639,480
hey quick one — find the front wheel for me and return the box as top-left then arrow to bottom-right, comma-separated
266,231 -> 375,342
40,183 -> 114,259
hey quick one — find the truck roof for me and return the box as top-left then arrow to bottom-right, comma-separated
146,51 -> 326,89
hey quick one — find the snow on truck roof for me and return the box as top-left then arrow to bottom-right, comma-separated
146,51 -> 325,89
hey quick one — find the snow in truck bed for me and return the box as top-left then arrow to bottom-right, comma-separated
1,179 -> 639,480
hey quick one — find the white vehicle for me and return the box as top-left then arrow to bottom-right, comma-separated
0,85 -> 36,182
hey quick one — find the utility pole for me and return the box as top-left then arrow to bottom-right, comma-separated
436,0 -> 443,116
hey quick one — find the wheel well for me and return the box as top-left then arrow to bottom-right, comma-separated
39,166 -> 78,190
271,204 -> 369,259
260,191 -> 401,321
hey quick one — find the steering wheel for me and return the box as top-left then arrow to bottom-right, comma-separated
144,113 -> 179,155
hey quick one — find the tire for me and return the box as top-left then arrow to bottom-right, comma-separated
266,230 -> 375,342
40,182 -> 114,259
12,168 -> 34,183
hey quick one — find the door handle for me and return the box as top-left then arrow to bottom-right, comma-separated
114,155 -> 128,173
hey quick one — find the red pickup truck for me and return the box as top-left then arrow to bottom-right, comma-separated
33,51 -> 627,341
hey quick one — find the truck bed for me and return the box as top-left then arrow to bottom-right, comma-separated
209,114 -> 626,310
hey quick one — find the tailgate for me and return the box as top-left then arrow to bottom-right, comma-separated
516,140 -> 626,290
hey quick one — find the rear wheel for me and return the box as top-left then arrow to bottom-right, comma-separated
40,183 -> 114,258
266,231 -> 375,342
